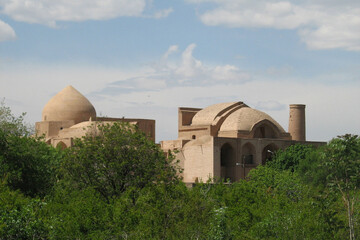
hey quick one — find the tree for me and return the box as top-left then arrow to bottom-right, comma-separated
298,134 -> 360,240
0,99 -> 32,136
61,122 -> 179,202
0,102 -> 62,198
320,134 -> 360,240
42,185 -> 112,239
0,180 -> 48,239
0,131 -> 63,198
267,144 -> 316,172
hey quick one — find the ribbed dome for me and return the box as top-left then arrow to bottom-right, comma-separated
191,102 -> 244,126
42,85 -> 96,124
219,107 -> 285,133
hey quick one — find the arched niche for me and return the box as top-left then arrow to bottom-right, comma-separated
56,141 -> 67,150
252,120 -> 280,139
242,142 -> 256,165
220,143 -> 235,182
262,143 -> 278,165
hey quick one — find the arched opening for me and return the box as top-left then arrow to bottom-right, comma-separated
56,141 -> 67,150
242,143 -> 256,165
262,144 -> 278,165
220,143 -> 235,182
253,124 -> 277,138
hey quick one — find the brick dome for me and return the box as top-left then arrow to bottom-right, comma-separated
42,85 -> 96,124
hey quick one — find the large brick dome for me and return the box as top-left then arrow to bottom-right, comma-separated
42,85 -> 96,124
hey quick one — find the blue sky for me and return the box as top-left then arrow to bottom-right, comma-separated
0,0 -> 359,142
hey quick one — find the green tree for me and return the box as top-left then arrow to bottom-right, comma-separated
267,144 -> 316,172
298,134 -> 360,240
110,182 -> 212,239
0,131 -> 63,198
321,134 -> 360,240
61,122 -> 179,202
43,185 -> 112,239
0,180 -> 48,239
0,99 -> 32,136
247,166 -> 344,239
0,102 -> 62,198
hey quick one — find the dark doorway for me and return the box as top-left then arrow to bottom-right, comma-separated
242,143 -> 256,165
220,143 -> 235,182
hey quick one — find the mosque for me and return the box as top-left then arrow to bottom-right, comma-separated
160,102 -> 324,183
36,86 -> 324,183
35,86 -> 155,149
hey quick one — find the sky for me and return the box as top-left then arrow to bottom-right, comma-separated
0,0 -> 359,142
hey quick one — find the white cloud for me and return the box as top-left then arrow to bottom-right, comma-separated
255,100 -> 286,111
0,0 -> 170,26
266,66 -> 293,77
92,78 -> 360,142
0,63 -> 136,122
171,43 -> 250,84
187,0 -> 360,51
162,45 -> 179,59
0,19 -> 16,41
104,43 -> 250,92
175,43 -> 203,79
85,44 -> 360,141
152,8 -> 173,19
1,44 -> 359,142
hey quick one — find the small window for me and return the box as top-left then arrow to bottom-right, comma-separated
60,127 -> 63,130
192,135 -> 196,139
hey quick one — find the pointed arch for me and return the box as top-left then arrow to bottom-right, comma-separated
220,143 -> 235,182
262,143 -> 279,165
56,141 -> 67,150
251,119 -> 281,139
242,142 -> 256,165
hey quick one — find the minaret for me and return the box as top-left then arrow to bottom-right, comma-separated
288,104 -> 306,141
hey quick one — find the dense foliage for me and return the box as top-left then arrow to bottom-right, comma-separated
61,122 -> 179,201
0,103 -> 359,239
0,132 -> 62,198
267,143 -> 315,172
0,102 -> 62,198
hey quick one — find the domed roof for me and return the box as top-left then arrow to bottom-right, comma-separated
69,121 -> 95,129
191,102 -> 243,126
42,85 -> 96,124
219,107 -> 285,132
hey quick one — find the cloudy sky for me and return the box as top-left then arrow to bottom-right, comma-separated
0,0 -> 359,142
